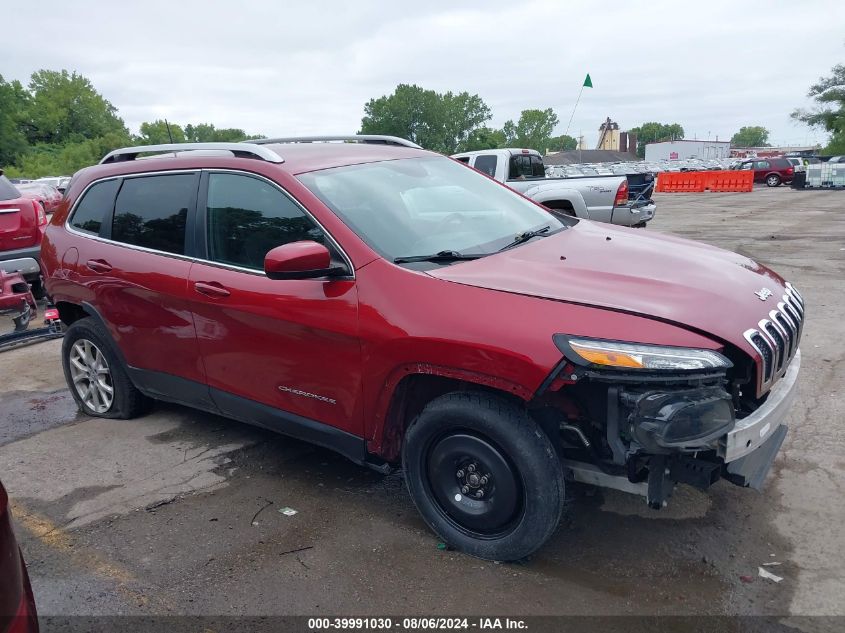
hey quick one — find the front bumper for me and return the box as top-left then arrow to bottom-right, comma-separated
565,350 -> 800,504
720,348 -> 800,463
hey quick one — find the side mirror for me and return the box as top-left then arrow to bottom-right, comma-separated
264,241 -> 347,280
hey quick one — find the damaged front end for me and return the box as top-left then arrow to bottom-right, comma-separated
532,333 -> 800,509
0,270 -> 37,332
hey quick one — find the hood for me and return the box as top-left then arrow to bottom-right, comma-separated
428,220 -> 787,348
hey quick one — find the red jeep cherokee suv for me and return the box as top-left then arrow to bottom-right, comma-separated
42,136 -> 803,561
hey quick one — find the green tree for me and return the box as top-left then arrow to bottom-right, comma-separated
25,70 -> 127,145
547,134 -> 578,152
184,123 -> 255,142
136,120 -> 186,144
359,84 -> 492,154
731,126 -> 770,147
463,126 -> 507,151
0,75 -> 29,167
501,108 -> 560,153
792,62 -> 845,155
627,122 -> 685,157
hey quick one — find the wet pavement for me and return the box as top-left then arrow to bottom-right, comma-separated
0,187 -> 842,623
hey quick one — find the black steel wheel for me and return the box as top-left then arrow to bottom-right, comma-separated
403,391 -> 564,561
425,432 -> 524,538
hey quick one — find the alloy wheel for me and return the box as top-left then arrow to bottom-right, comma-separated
68,339 -> 114,414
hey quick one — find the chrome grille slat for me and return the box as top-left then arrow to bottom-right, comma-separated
765,320 -> 787,372
746,284 -> 805,394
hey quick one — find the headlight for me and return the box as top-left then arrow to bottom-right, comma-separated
557,337 -> 732,371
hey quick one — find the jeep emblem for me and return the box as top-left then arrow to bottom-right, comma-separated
755,288 -> 773,301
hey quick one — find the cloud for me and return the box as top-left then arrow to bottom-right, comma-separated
4,0 -> 843,147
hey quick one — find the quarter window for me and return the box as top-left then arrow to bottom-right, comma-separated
474,155 -> 498,177
112,174 -> 195,255
205,173 -> 324,270
70,179 -> 120,235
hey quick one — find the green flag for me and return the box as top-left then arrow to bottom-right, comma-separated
583,73 -> 593,88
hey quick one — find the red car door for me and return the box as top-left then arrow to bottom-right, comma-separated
70,173 -> 208,401
187,171 -> 363,439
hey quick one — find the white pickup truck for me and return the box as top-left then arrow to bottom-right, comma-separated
451,148 -> 656,227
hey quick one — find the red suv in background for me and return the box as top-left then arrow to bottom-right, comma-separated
738,157 -> 794,187
0,172 -> 48,297
42,137 -> 803,560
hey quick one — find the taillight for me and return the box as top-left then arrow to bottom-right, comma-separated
614,180 -> 629,206
786,167 -> 794,176
35,201 -> 47,226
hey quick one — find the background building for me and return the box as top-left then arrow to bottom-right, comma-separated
596,117 -> 637,153
645,139 -> 731,161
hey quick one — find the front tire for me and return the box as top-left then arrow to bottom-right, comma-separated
403,392 -> 564,561
62,317 -> 151,418
766,174 -> 781,187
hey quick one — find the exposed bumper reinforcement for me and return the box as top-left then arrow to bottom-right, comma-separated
724,423 -> 787,490
720,348 -> 800,463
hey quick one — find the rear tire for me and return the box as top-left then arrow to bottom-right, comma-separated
766,174 -> 781,187
61,317 -> 151,419
402,392 -> 564,561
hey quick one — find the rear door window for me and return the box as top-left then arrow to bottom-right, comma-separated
69,179 -> 120,235
0,175 -> 21,201
204,172 -> 324,270
112,173 -> 197,255
474,155 -> 498,177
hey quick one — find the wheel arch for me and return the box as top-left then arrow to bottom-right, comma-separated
370,367 -> 531,463
530,190 -> 588,217
57,301 -> 130,368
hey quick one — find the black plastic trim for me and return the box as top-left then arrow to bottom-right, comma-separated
210,387 -> 369,466
124,364 -> 374,468
127,367 -> 218,413
80,302 -> 129,368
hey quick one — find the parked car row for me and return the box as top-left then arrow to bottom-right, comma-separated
0,171 -> 48,298
7,176 -> 71,194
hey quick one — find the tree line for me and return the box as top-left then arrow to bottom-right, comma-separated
2,63 -> 842,178
0,70 -> 260,179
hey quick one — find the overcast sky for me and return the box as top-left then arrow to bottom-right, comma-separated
5,0 -> 844,147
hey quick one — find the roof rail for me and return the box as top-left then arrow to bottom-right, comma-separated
99,143 -> 285,165
250,135 -> 422,149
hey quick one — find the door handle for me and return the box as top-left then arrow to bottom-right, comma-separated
86,259 -> 112,273
194,281 -> 231,298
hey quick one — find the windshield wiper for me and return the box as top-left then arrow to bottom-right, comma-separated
498,225 -> 551,252
393,250 -> 485,264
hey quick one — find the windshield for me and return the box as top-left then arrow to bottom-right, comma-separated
298,156 -> 566,263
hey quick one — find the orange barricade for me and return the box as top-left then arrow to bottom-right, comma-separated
654,171 -> 705,192
704,170 -> 754,192
655,170 -> 753,193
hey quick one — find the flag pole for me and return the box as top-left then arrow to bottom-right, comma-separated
564,84 -> 584,139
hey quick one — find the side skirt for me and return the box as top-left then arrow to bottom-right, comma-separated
126,366 -> 386,472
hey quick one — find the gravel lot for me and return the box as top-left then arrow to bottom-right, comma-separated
1,187 -> 843,625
